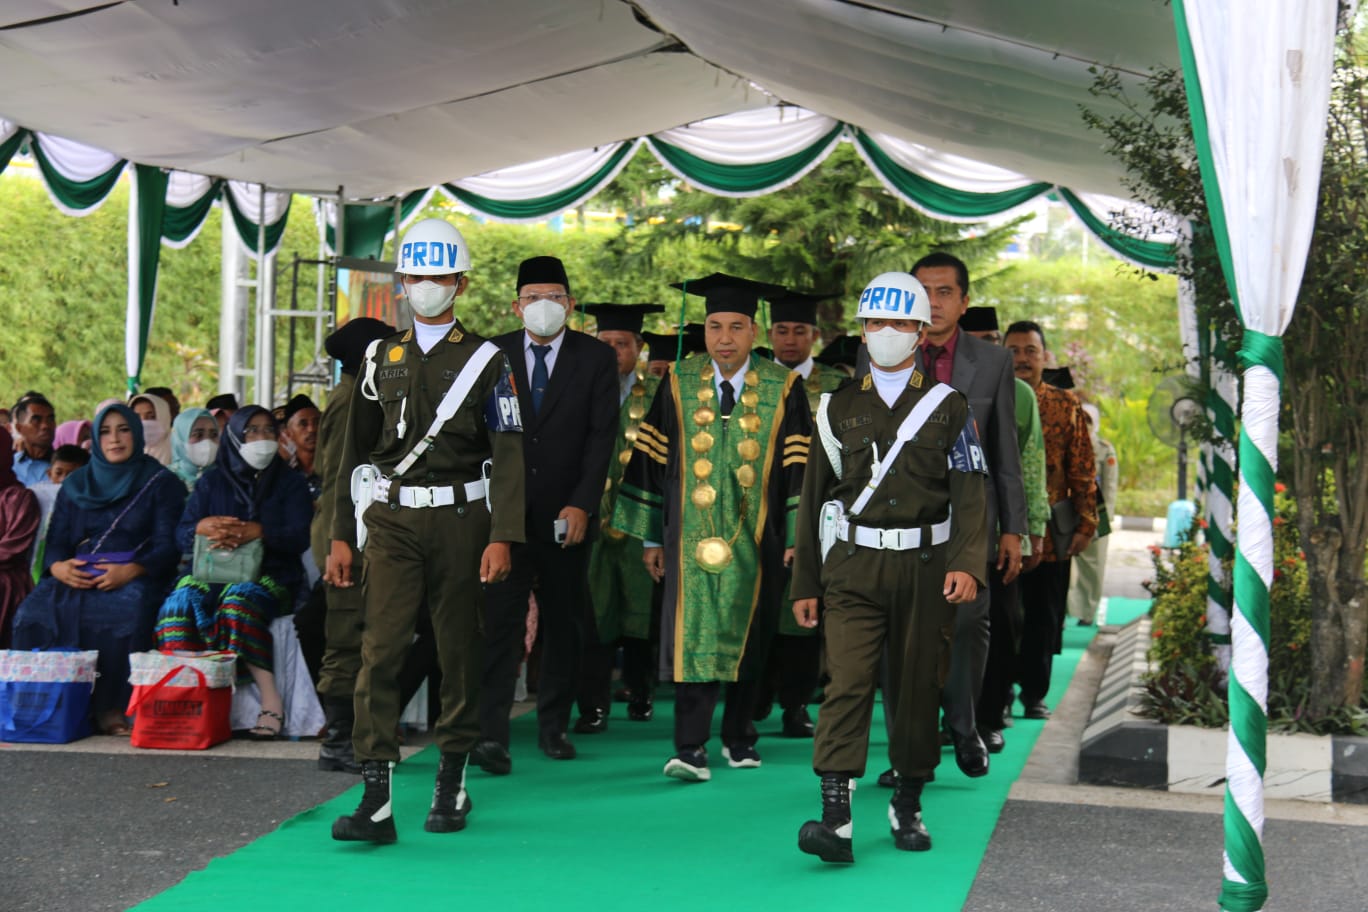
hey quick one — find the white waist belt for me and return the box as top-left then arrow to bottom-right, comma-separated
836,516 -> 952,551
373,477 -> 487,509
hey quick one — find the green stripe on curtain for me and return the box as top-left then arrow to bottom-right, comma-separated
445,142 -> 636,220
129,164 -> 169,393
648,124 -> 843,195
325,189 -> 428,257
1056,188 -> 1179,272
0,129 -> 27,175
29,137 -> 126,214
163,179 -> 224,245
854,130 -> 1051,218
225,187 -> 292,256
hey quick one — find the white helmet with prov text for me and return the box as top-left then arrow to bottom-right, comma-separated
396,218 -> 471,275
855,272 -> 932,324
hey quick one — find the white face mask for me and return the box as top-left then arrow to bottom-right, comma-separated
521,297 -> 568,337
406,279 -> 457,318
142,420 -> 166,446
865,325 -> 921,369
186,439 -> 218,468
239,439 -> 278,470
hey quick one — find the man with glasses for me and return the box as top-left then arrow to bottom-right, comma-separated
11,393 -> 56,487
473,256 -> 618,772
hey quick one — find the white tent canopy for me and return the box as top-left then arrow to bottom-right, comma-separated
0,0 -> 1174,197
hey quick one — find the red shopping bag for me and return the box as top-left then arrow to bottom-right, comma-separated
127,665 -> 231,750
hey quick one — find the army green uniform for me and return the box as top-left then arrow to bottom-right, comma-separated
313,373 -> 364,699
333,323 -> 525,763
791,370 -> 988,778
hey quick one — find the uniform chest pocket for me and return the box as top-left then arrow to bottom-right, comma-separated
436,393 -> 482,438
901,436 -> 948,480
839,436 -> 876,483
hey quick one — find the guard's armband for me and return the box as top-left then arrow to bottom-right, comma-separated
484,358 -> 522,432
948,411 -> 989,475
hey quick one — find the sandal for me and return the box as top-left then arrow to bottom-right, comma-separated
247,709 -> 284,741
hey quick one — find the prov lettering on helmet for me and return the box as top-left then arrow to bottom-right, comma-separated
858,285 -> 919,315
400,241 -> 462,272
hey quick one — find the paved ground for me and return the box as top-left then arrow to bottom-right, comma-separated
5,522 -> 1364,911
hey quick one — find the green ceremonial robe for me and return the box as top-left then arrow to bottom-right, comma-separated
588,370 -> 661,642
614,354 -> 812,683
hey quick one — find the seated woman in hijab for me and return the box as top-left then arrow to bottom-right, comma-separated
130,393 -> 174,467
155,406 -> 313,739
12,404 -> 186,734
168,407 -> 220,492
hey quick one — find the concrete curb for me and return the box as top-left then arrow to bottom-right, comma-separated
1114,515 -> 1167,533
1076,616 -> 1368,804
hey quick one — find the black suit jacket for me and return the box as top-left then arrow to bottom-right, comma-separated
494,328 -> 619,545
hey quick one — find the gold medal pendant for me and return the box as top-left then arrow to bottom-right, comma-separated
693,458 -> 713,480
736,438 -> 760,461
735,465 -> 757,489
695,536 -> 734,573
691,483 -> 717,508
691,432 -> 714,453
618,448 -> 633,466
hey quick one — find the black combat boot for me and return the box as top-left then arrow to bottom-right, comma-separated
332,760 -> 398,844
424,752 -> 473,833
318,697 -> 361,774
797,775 -> 855,863
889,776 -> 932,851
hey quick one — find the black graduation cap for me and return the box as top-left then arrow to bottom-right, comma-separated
205,393 -> 240,412
326,318 -> 396,376
959,306 -> 1000,332
814,335 -> 862,369
669,273 -> 784,318
1042,366 -> 1076,390
768,289 -> 837,325
642,324 -> 707,360
517,255 -> 571,293
581,303 -> 666,335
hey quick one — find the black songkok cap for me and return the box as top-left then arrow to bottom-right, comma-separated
1042,366 -> 1076,390
669,273 -> 784,319
326,318 -> 396,376
959,306 -> 1000,332
205,393 -> 240,412
282,393 -> 319,424
814,335 -> 862,369
768,290 -> 836,325
581,303 -> 666,335
517,256 -> 571,293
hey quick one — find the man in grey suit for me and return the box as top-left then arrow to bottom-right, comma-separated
910,253 -> 1027,776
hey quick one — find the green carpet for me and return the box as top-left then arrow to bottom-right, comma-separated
135,625 -> 1105,912
1100,596 -> 1151,628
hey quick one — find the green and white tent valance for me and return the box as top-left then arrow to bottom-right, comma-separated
442,140 -> 642,224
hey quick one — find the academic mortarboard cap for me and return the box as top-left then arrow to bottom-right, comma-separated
282,393 -> 319,424
582,303 -> 666,335
669,272 -> 784,319
642,324 -> 707,359
517,255 -> 571,293
959,306 -> 1000,332
814,335 -> 862,370
1042,366 -> 1076,390
768,289 -> 836,325
205,393 -> 239,412
326,318 -> 397,376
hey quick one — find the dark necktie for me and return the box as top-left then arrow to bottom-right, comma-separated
719,379 -> 736,418
531,345 -> 551,414
924,344 -> 945,380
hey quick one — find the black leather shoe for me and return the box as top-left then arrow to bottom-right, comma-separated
627,700 -> 654,722
876,768 -> 898,788
949,728 -> 990,778
471,738 -> 512,775
978,726 -> 1005,754
539,732 -> 577,760
781,706 -> 815,738
573,708 -> 608,735
1022,700 -> 1052,720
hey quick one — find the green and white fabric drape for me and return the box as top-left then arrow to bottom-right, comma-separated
224,181 -> 292,258
28,132 -> 126,216
0,120 -> 26,175
1175,3 -> 1339,910
443,141 -> 641,223
318,189 -> 432,258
